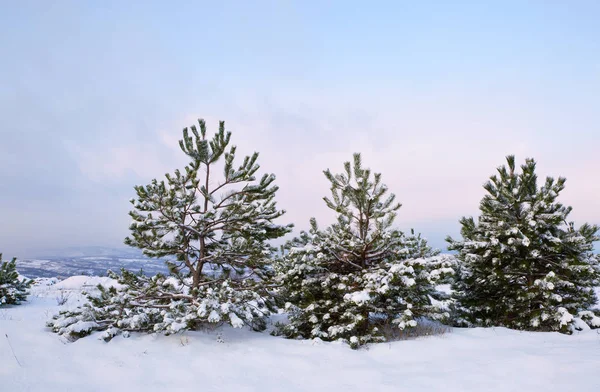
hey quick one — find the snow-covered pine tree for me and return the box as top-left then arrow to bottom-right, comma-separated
276,153 -> 454,348
49,119 -> 292,340
403,229 -> 441,259
0,254 -> 31,306
447,155 -> 600,332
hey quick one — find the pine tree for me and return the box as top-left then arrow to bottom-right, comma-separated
0,254 -> 32,306
49,119 -> 292,340
276,153 -> 454,348
403,229 -> 441,259
447,156 -> 600,332
125,120 -> 291,286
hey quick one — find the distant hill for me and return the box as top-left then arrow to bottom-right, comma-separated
16,246 -> 169,278
31,245 -> 148,259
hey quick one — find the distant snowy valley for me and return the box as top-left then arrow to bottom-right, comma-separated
14,247 -> 169,278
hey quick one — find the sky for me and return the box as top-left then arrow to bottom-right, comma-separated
1,1 -> 599,257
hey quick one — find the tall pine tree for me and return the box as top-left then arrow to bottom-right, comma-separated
49,119 -> 292,340
447,156 -> 600,332
277,153 -> 453,347
125,119 -> 291,289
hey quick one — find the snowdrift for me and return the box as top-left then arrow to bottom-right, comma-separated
1,276 -> 599,392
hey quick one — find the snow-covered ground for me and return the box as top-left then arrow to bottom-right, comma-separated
1,277 -> 599,392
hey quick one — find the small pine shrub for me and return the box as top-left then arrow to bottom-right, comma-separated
448,156 -> 600,332
275,154 -> 454,348
0,254 -> 32,306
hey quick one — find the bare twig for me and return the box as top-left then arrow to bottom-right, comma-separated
56,290 -> 70,306
5,334 -> 22,367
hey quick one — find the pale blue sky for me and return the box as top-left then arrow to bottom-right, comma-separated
1,1 -> 599,256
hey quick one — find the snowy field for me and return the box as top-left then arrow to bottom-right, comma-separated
1,277 -> 599,392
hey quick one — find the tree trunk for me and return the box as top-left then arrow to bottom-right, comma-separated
191,267 -> 201,290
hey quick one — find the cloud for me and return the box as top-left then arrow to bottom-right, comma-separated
65,141 -> 174,182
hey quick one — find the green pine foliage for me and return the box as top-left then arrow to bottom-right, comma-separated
403,228 -> 441,259
49,119 -> 292,340
48,269 -> 275,340
124,120 -> 291,286
0,253 -> 32,306
276,153 -> 454,348
447,156 -> 600,332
